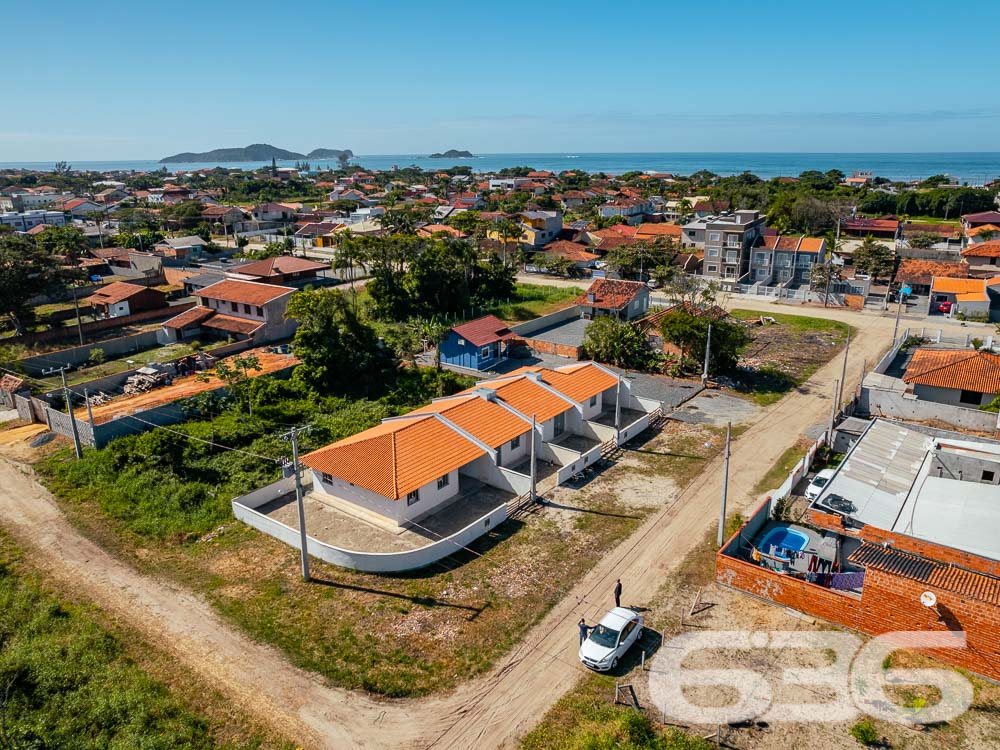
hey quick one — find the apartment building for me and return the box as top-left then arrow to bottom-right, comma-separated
749,235 -> 827,285
686,210 -> 767,283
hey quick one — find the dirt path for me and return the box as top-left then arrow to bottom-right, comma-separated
0,307 -> 954,749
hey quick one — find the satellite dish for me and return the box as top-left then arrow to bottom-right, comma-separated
920,591 -> 937,608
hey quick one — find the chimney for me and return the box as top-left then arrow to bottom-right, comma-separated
474,387 -> 497,402
587,292 -> 596,303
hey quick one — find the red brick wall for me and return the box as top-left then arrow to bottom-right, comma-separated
845,294 -> 865,309
523,338 -> 581,359
716,552 -> 1000,682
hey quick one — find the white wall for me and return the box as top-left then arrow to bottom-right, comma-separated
312,467 -> 460,526
498,430 -> 530,467
914,383 -> 994,408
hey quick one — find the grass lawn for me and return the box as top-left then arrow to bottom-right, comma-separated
750,438 -> 814,497
729,309 -> 852,407
0,532 -> 286,749
486,283 -> 583,323
35,341 -> 201,389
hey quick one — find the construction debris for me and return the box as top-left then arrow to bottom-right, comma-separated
123,365 -> 171,395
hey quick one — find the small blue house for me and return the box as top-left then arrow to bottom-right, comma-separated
439,315 -> 517,371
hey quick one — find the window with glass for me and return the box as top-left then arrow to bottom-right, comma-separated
406,490 -> 420,505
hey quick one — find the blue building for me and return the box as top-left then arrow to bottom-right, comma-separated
439,315 -> 517,371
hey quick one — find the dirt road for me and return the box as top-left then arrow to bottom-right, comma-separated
0,306 -> 966,749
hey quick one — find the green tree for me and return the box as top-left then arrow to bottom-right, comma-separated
809,262 -> 843,305
582,316 -> 654,369
198,353 -> 262,416
0,235 -> 80,334
852,235 -> 895,281
659,309 -> 749,373
285,288 -> 398,396
244,237 -> 293,260
535,253 -> 574,277
34,225 -> 89,262
906,231 -> 940,249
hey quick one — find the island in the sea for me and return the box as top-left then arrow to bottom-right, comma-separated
428,149 -> 475,159
159,143 -> 353,164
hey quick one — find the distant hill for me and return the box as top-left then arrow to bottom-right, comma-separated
429,149 -> 475,159
159,143 -> 352,164
307,148 -> 354,160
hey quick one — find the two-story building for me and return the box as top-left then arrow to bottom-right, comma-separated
161,279 -> 298,344
686,210 -> 767,284
0,210 -> 67,231
597,197 -> 654,225
749,235 -> 826,286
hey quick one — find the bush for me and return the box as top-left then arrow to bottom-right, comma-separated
849,718 -> 881,746
88,347 -> 106,365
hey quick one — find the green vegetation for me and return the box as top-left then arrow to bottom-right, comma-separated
0,233 -> 83,335
849,718 -> 882,746
729,309 -> 852,406
485,283 -> 581,322
31,341 -> 201,389
522,674 -> 712,750
751,439 -> 813,497
660,308 -> 750,373
583,316 -> 657,369
40,371 -> 471,540
0,536 -> 263,749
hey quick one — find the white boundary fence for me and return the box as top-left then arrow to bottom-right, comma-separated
232,476 -> 509,573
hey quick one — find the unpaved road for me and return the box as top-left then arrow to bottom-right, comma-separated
0,305 -> 973,749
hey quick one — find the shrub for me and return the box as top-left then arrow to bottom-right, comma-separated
88,347 -> 106,365
971,337 -> 983,350
849,718 -> 881,746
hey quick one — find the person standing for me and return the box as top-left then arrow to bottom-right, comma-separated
613,579 -> 622,608
578,617 -> 590,645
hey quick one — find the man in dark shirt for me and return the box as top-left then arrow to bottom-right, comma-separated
613,579 -> 622,608
578,617 -> 591,645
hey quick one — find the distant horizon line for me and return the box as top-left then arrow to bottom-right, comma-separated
4,149 -> 1000,164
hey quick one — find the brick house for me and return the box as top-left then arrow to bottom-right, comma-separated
161,279 -> 297,343
84,281 -> 168,318
717,419 -> 1000,683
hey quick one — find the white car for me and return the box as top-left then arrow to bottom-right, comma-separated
805,468 -> 836,500
579,607 -> 644,671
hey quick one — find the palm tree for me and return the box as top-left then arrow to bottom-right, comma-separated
494,218 -> 523,265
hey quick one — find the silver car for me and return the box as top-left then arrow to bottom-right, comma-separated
579,607 -> 644,671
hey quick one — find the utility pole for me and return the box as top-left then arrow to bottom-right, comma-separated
716,421 -> 731,547
837,326 -> 851,409
891,292 -> 903,344
281,425 -> 311,582
71,285 -> 84,345
828,379 -> 839,442
702,324 -> 712,384
83,388 -> 94,425
529,413 -> 537,501
614,375 -> 622,433
60,368 -> 82,459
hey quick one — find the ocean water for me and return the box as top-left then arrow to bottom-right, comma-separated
3,152 -> 1000,184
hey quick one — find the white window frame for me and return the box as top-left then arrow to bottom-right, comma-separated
708,232 -> 721,242
707,247 -> 719,257
706,264 -> 718,273
481,346 -> 491,359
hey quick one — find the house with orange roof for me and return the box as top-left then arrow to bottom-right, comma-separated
577,278 -> 650,320
902,348 -> 1000,408
749,234 -> 826,286
633,223 -> 683,242
929,275 -> 1000,320
961,240 -> 1000,275
965,224 -> 1000,245
161,278 -> 298,343
84,281 -> 168,319
298,360 -> 658,529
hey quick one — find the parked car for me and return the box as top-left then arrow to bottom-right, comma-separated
805,468 -> 836,500
937,301 -> 953,314
579,607 -> 644,671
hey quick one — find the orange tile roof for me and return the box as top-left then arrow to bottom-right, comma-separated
198,279 -> 295,306
450,315 -> 516,347
577,279 -> 647,310
962,240 -> 1000,258
966,224 -> 1000,237
930,277 -> 988,295
634,223 -> 682,240
84,281 -> 162,306
162,305 -> 215,329
903,349 -> 1000,394
896,259 -> 968,285
409,395 -> 529,448
533,362 -> 619,403
479,376 -> 572,423
542,240 -> 599,263
235,256 -> 329,278
301,415 -> 485,500
201,314 -> 263,335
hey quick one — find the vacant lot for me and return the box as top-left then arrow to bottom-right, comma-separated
0,531 -> 286,749
487,283 -> 583,322
34,341 -> 202,388
729,309 -> 852,406
25,367 -> 718,698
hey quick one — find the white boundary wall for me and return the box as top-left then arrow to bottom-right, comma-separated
232,476 -> 509,573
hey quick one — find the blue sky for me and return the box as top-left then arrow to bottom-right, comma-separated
4,0 -> 998,159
